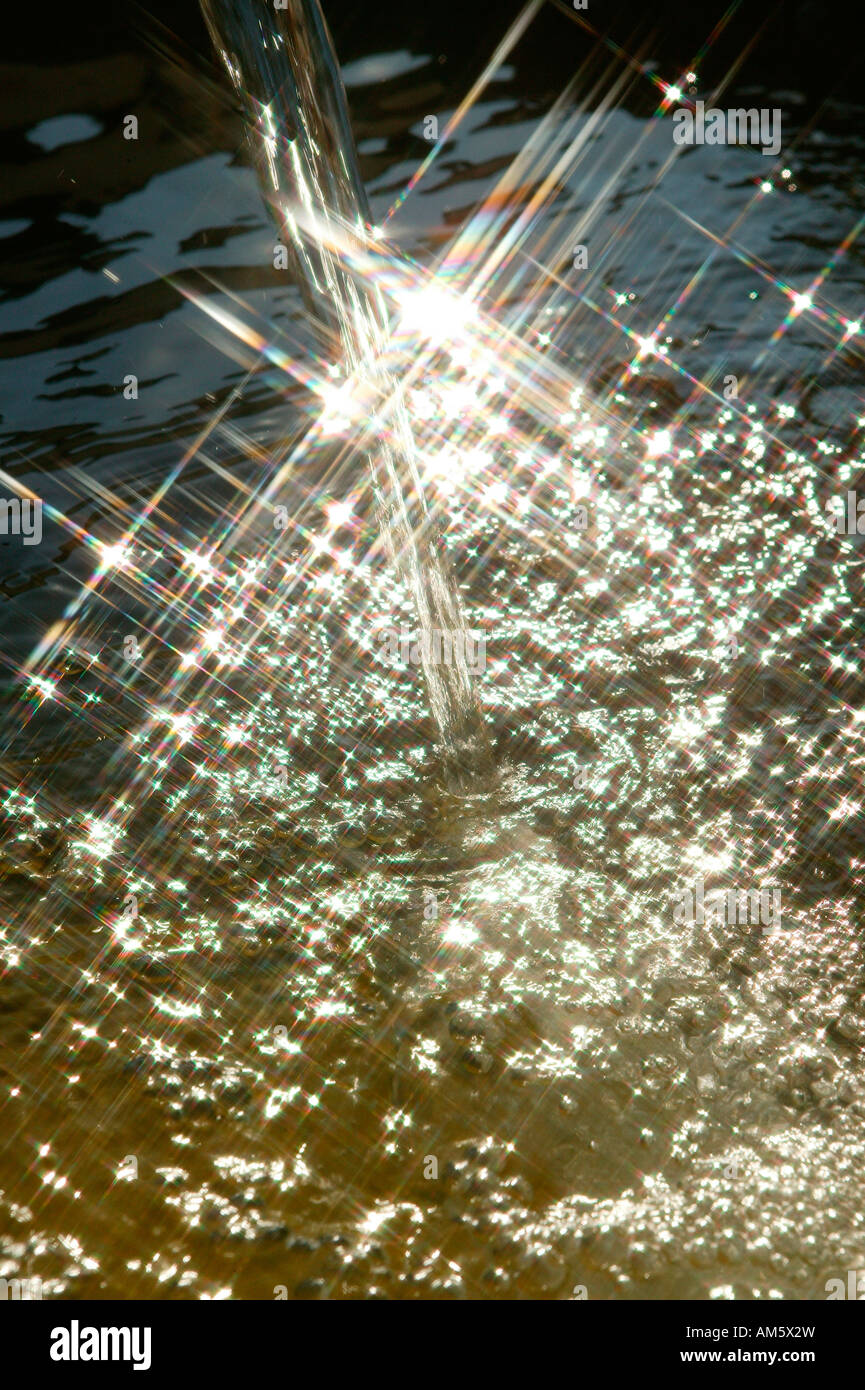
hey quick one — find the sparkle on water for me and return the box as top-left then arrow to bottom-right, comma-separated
1,1 -> 865,1300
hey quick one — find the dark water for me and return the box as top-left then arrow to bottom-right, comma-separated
1,4 -> 865,1299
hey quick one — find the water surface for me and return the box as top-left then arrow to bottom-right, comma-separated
1,9 -> 865,1300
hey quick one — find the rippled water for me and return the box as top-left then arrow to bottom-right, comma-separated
2,10 -> 865,1300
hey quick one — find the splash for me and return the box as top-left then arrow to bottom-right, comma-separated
199,0 -> 492,786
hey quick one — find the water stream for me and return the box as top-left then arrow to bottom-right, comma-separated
199,0 -> 490,785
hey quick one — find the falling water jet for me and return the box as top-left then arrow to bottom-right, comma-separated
199,0 -> 492,788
